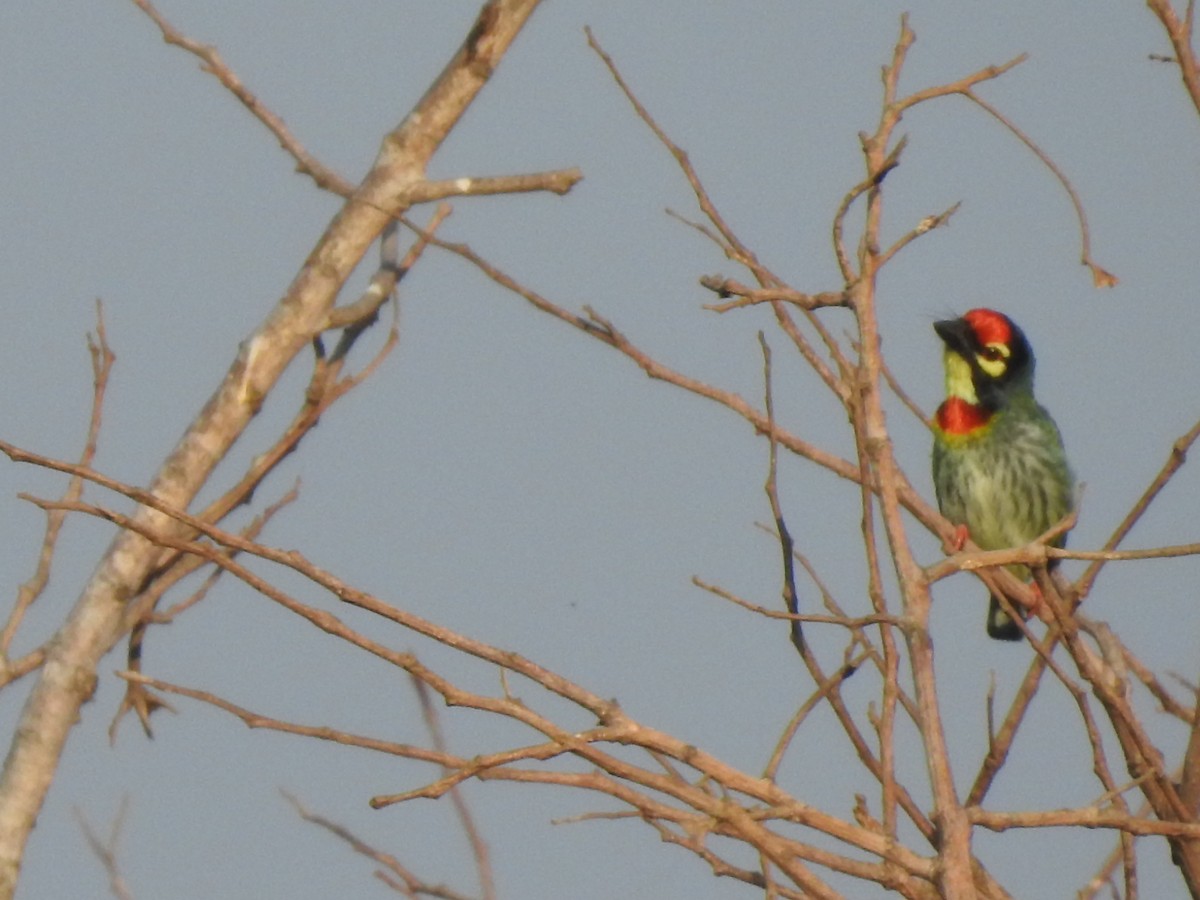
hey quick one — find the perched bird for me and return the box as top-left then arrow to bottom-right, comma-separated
931,308 -> 1074,640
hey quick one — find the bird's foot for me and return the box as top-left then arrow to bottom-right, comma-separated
1026,580 -> 1052,625
949,524 -> 969,553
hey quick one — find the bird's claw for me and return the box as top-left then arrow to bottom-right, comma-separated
949,524 -> 969,553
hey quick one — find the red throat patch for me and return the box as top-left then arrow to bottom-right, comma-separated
963,308 -> 1012,347
936,397 -> 993,436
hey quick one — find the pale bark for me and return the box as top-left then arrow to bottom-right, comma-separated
0,3 -> 544,896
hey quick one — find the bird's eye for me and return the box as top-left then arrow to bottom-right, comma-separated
980,346 -> 1006,362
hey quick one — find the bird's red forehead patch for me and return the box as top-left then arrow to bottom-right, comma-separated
963,308 -> 1012,346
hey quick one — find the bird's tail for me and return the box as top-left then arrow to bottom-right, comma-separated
986,595 -> 1024,641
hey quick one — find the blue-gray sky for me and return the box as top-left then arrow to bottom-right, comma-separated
2,2 -> 1199,897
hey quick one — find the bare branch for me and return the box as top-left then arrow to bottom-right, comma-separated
410,169 -> 583,203
282,790 -> 477,900
958,91 -> 1116,288
129,0 -> 353,195
51,497 -> 934,895
0,303 -> 113,665
1148,0 -> 1200,120
74,798 -> 134,900
877,201 -> 962,268
585,27 -> 774,283
1078,416 -> 1200,597
759,334 -> 803,654
410,678 -> 495,900
700,278 -> 848,312
969,806 -> 1200,837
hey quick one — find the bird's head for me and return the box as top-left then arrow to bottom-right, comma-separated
934,308 -> 1034,410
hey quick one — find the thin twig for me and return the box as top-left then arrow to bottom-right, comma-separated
0,302 -> 114,662
410,677 -> 495,900
74,798 -> 134,900
585,27 -> 774,284
758,334 -> 803,654
959,91 -> 1116,288
1077,416 -> 1200,598
281,790 -> 476,900
701,278 -> 848,312
129,0 -> 353,195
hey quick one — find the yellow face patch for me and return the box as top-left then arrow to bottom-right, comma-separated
943,350 -> 977,403
975,342 -> 1009,379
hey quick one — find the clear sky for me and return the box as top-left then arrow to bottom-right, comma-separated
2,2 -> 1199,898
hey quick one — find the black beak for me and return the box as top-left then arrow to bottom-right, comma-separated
933,317 -> 976,357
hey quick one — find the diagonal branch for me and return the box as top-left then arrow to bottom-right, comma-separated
130,0 -> 353,195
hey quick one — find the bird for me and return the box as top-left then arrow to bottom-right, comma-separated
930,308 -> 1075,640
